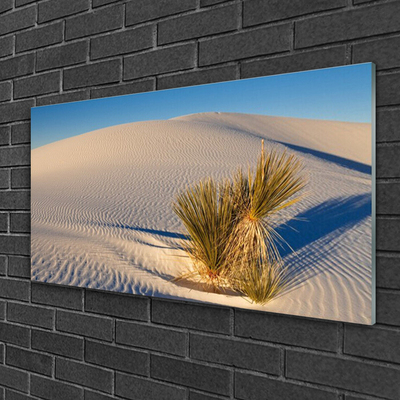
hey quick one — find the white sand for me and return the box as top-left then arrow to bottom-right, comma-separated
31,112 -> 373,324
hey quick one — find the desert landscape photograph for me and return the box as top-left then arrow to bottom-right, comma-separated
31,63 -> 375,324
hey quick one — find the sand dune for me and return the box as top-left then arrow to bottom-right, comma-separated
31,112 -> 373,324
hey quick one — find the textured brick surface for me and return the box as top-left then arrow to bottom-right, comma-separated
6,346 -> 53,376
376,255 -> 400,290
0,54 -> 34,81
14,71 -> 60,100
30,375 -> 83,400
0,7 -> 35,36
0,322 -> 30,347
16,23 -> 63,53
38,0 -> 89,23
91,79 -> 154,99
7,302 -> 54,329
31,282 -> 83,310
11,169 -> 30,189
11,124 -> 30,145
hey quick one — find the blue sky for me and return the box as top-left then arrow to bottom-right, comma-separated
31,63 -> 374,149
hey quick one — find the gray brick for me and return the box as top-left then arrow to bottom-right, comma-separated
377,72 -> 400,107
244,0 -> 346,27
295,2 -> 400,48
0,365 -> 28,393
126,0 -> 197,26
0,191 -> 29,209
85,340 -> 148,375
124,43 -> 196,80
16,0 -> 36,5
10,213 -> 30,233
6,346 -> 53,376
0,235 -> 30,255
235,372 -> 337,400
56,358 -> 113,393
201,0 -> 230,5
14,71 -> 60,99
38,0 -> 89,23
0,0 -> 12,13
91,79 -> 154,99
8,256 -> 30,278
84,391 -> 114,400
93,0 -> 119,7
158,65 -> 236,90
377,255 -> 400,290
0,82 -> 11,102
0,255 -> 6,274
85,289 -> 149,320
0,213 -> 7,232
0,101 -> 34,124
159,5 -> 237,45
377,217 -> 400,251
11,123 -> 30,145
0,54 -> 34,81
235,309 -> 338,351
151,355 -> 231,395
0,36 -> 13,59
32,329 -> 84,360
64,60 -> 121,90
377,145 -> 400,178
377,109 -> 400,143
0,301 -> 5,319
116,320 -> 186,356
152,299 -> 231,334
286,350 -> 400,399
37,90 -> 88,107
0,322 -> 29,347
377,289 -> 400,326
91,25 -> 153,60
116,373 -> 186,400
31,375 -> 84,400
66,5 -> 123,40
11,168 -> 30,189
8,302 -> 54,329
377,182 -> 400,215
57,309 -> 113,341
191,334 -> 280,374
189,392 -> 222,400
199,24 -> 291,66
0,278 -> 29,301
241,46 -> 346,79
3,390 -> 34,400
32,282 -> 83,310
16,23 -> 63,53
344,324 -> 400,363
0,7 -> 35,36
0,126 -> 10,146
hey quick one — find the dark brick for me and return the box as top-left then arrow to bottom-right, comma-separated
0,36 -> 13,58
158,65 -> 236,90
64,60 -> 121,90
11,168 -> 30,189
57,309 -> 113,341
0,278 -> 29,301
0,101 -> 34,124
124,43 -> 196,80
199,24 -> 291,66
152,299 -> 231,334
244,0 -> 346,26
189,392 -> 222,400
377,109 -> 400,143
0,191 -> 29,209
56,358 -> 113,393
16,23 -> 63,53
0,255 -> 6,274
66,5 -> 123,40
11,123 -> 30,145
93,0 -> 119,7
0,126 -> 10,146
116,320 -> 186,356
14,71 -> 60,99
85,289 -> 149,320
377,182 -> 400,215
201,0 -> 226,5
126,0 -> 197,25
0,0 -> 12,13
7,256 -> 30,278
84,391 -> 114,400
295,2 -> 400,48
32,329 -> 84,360
377,217 -> 400,251
85,340 -> 148,375
91,25 -> 153,60
37,90 -> 88,107
377,145 -> 400,178
2,389 -> 34,400
0,213 -> 7,232
235,372 -> 337,400
10,213 -> 30,233
0,365 -> 28,393
377,72 -> 400,107
16,0 -> 36,5
38,0 -> 90,23
6,346 -> 53,376
191,334 -> 280,374
151,355 -> 231,396
0,301 -> 5,319
241,46 -> 346,78
235,309 -> 338,351
159,5 -> 237,45
0,322 -> 29,347
91,79 -> 154,99
377,255 -> 400,290
116,373 -> 186,400
0,7 -> 35,36
0,82 -> 11,102
8,302 -> 54,329
0,235 -> 29,255
32,282 -> 83,310
286,350 -> 400,399
31,375 -> 83,400
377,289 -> 400,326
37,41 -> 88,72
0,54 -> 34,81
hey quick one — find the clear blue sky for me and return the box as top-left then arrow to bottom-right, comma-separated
31,63 -> 373,149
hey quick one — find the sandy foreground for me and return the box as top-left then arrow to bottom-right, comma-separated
31,112 -> 373,324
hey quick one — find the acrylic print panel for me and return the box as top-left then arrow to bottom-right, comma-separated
31,63 -> 375,325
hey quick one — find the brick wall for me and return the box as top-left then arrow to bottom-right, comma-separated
1,0 -> 399,399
